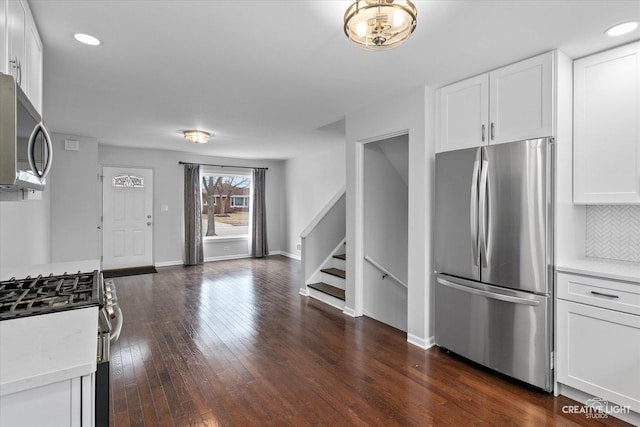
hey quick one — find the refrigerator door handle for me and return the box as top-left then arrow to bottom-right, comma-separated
470,156 -> 480,266
436,277 -> 541,306
478,158 -> 489,268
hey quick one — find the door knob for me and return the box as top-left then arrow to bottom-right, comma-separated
147,222 -> 152,226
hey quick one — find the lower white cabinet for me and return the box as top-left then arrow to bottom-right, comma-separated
556,272 -> 640,413
0,374 -> 93,427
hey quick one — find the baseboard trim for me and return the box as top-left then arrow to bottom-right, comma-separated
342,306 -> 358,317
155,260 -> 183,267
299,287 -> 309,296
204,254 -> 251,262
407,334 -> 435,350
273,250 -> 301,261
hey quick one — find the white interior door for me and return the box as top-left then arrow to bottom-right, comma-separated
102,167 -> 153,269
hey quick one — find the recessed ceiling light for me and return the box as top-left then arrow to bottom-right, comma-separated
74,33 -> 101,46
605,21 -> 639,37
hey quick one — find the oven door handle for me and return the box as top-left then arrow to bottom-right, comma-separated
109,304 -> 123,343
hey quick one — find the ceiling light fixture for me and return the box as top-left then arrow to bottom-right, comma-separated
344,0 -> 417,51
183,130 -> 211,144
74,33 -> 101,46
605,21 -> 639,37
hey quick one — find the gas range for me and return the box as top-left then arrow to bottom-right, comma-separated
0,271 -> 100,320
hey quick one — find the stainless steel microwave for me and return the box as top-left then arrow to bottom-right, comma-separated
0,73 -> 52,191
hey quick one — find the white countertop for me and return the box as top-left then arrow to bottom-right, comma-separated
0,306 -> 98,396
0,259 -> 100,281
557,258 -> 640,284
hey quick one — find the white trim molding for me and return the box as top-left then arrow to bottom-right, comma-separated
273,250 -> 301,261
342,306 -> 358,317
407,334 -> 435,350
204,254 -> 250,263
155,260 -> 184,267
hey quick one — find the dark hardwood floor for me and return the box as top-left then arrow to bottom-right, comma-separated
109,256 -> 630,426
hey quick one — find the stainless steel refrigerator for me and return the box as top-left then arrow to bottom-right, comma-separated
434,137 -> 554,392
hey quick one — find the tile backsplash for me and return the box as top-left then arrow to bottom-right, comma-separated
586,205 -> 640,263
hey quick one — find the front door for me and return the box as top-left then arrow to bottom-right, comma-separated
102,167 -> 153,269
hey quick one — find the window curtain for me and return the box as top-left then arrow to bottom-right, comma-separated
251,168 -> 269,258
184,163 -> 203,265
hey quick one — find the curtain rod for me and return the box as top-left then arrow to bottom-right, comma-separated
178,161 -> 268,170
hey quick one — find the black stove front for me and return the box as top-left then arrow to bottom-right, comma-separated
0,270 -> 100,320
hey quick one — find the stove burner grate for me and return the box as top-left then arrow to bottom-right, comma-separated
0,271 -> 100,319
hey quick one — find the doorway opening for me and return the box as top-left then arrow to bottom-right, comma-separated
362,134 -> 409,331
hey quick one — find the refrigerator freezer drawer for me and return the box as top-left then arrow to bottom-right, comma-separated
435,275 -> 552,391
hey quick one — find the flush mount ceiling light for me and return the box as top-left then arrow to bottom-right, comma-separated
605,21 -> 639,36
74,33 -> 101,46
344,0 -> 417,51
183,130 -> 211,144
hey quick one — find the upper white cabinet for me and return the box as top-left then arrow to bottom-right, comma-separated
574,42 -> 640,204
438,74 -> 489,152
437,51 -> 554,153
0,0 -> 43,114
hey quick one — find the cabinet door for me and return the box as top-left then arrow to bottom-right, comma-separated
574,42 -> 640,204
489,51 -> 554,145
0,0 -> 7,75
557,299 -> 640,412
25,14 -> 42,114
6,0 -> 25,89
437,74 -> 488,153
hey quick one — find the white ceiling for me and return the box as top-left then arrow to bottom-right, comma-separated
29,0 -> 640,160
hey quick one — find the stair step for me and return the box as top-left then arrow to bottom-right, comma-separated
307,282 -> 345,301
333,254 -> 346,261
321,268 -> 346,279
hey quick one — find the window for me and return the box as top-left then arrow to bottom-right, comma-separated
231,196 -> 249,207
200,172 -> 251,238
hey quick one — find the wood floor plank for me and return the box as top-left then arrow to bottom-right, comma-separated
107,256 -> 633,426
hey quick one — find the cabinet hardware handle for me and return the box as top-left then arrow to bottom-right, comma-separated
481,124 -> 485,142
490,122 -> 495,140
9,58 -> 22,86
590,291 -> 619,299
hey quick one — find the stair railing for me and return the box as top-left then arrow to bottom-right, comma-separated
364,255 -> 407,289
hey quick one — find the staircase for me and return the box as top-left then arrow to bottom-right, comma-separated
305,242 -> 346,310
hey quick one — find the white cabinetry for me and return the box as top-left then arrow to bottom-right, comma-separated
0,375 -> 93,427
0,0 -> 43,113
573,42 -> 640,204
438,74 -> 489,152
556,272 -> 640,413
437,51 -> 554,153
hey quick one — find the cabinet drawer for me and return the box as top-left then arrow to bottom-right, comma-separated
557,272 -> 640,315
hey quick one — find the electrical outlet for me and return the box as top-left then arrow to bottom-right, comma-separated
296,244 -> 301,251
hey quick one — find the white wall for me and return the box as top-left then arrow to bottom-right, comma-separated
363,136 -> 408,331
98,145 -> 285,265
50,134 -> 99,263
0,187 -> 51,277
283,143 -> 346,258
346,86 -> 436,348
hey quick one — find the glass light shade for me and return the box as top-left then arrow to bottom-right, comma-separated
344,0 -> 417,51
183,130 -> 210,144
74,33 -> 101,46
605,21 -> 639,37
